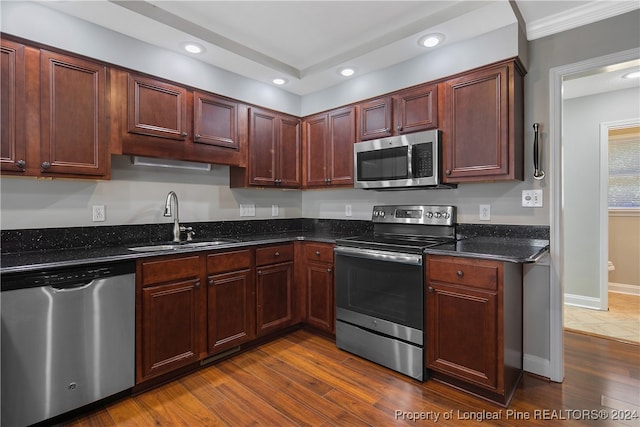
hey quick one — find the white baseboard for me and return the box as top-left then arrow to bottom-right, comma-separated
564,293 -> 602,310
609,282 -> 640,296
524,354 -> 551,379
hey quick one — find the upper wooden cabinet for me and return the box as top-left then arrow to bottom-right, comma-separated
40,50 -> 109,178
1,40 -> 109,179
356,83 -> 438,141
0,39 -> 26,174
230,107 -> 301,188
393,84 -> 438,135
110,70 -> 247,167
440,59 -> 524,183
303,106 -> 356,188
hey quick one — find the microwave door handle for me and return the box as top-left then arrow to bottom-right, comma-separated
407,145 -> 414,177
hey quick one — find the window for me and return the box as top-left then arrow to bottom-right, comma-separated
608,127 -> 640,209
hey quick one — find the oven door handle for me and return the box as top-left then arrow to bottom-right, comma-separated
334,246 -> 422,266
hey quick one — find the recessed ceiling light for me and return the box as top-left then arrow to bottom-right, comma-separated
272,78 -> 287,85
418,33 -> 445,48
182,42 -> 204,54
622,70 -> 640,79
339,67 -> 356,77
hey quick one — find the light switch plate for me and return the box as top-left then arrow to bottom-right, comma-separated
239,204 -> 256,217
479,204 -> 491,221
92,205 -> 106,222
522,190 -> 543,207
345,204 -> 352,217
272,204 -> 279,217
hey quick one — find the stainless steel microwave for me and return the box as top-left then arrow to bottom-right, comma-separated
354,129 -> 451,189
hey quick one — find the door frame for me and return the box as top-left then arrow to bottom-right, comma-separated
548,47 -> 640,383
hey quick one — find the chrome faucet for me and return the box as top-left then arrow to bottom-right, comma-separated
163,191 -> 182,242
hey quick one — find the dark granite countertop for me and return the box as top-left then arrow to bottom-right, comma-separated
425,236 -> 550,263
0,231 -> 346,274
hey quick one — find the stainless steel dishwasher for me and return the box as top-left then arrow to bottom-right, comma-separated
1,261 -> 136,427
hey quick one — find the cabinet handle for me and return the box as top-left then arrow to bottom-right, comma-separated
456,270 -> 464,278
181,131 -> 188,138
445,169 -> 451,176
41,161 -> 51,171
428,286 -> 434,293
396,125 -> 403,132
16,159 -> 26,169
194,133 -> 201,140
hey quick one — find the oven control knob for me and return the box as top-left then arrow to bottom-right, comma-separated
434,212 -> 442,219
426,212 -> 434,218
443,212 -> 450,219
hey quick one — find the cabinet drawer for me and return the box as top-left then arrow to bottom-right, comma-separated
303,243 -> 334,264
207,249 -> 252,274
141,255 -> 200,285
256,244 -> 294,266
428,256 -> 499,291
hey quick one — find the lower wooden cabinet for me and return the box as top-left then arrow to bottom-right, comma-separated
256,244 -> 295,336
425,255 -> 523,406
206,250 -> 255,354
301,242 -> 335,333
136,255 -> 205,383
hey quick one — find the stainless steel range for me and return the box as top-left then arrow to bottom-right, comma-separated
334,205 -> 456,381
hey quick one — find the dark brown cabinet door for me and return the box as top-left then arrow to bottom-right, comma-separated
249,108 -> 278,186
40,50 -> 107,177
137,256 -> 203,383
256,262 -> 294,336
327,106 -> 355,186
194,91 -> 238,150
207,269 -> 255,353
426,282 -> 498,390
305,262 -> 334,333
139,278 -> 202,381
393,84 -> 438,134
127,73 -> 188,141
303,113 -> 328,187
440,60 -> 524,182
0,39 -> 26,173
278,115 -> 301,188
357,96 -> 392,141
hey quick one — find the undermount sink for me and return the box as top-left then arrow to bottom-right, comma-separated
127,239 -> 238,252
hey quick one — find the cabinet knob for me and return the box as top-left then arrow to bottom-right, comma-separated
327,268 -> 332,273
315,251 -> 321,256
16,159 -> 26,169
41,161 -> 51,170
195,281 -> 201,288
258,270 -> 262,275
445,169 -> 451,176
456,270 -> 464,278
396,125 -> 403,132
428,286 -> 434,293
384,127 -> 390,133
194,134 -> 201,140
274,252 -> 280,257
181,131 -> 188,138
208,279 -> 214,286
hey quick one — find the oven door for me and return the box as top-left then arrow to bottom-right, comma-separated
334,246 -> 424,345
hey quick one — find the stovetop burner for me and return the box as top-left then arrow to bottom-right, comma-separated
336,205 -> 457,254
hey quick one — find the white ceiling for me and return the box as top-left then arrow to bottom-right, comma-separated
38,0 -> 640,96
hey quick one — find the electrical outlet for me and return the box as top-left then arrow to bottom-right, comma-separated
345,204 -> 352,217
239,204 -> 255,217
272,204 -> 279,217
92,205 -> 106,222
479,204 -> 491,221
522,189 -> 543,207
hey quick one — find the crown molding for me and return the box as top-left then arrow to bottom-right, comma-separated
526,1 -> 639,40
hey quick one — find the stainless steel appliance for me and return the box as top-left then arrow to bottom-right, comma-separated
334,205 -> 456,380
354,130 -> 454,190
1,262 -> 136,427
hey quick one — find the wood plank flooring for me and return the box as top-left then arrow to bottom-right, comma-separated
60,330 -> 640,426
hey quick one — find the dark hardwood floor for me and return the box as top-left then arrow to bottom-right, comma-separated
60,330 -> 639,426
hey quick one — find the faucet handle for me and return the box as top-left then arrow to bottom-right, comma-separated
180,226 -> 195,241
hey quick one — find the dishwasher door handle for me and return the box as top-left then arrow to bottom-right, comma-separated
51,280 -> 94,291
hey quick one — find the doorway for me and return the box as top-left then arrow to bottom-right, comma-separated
549,48 -> 640,382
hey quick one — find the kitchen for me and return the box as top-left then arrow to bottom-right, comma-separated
1,1 -> 639,426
